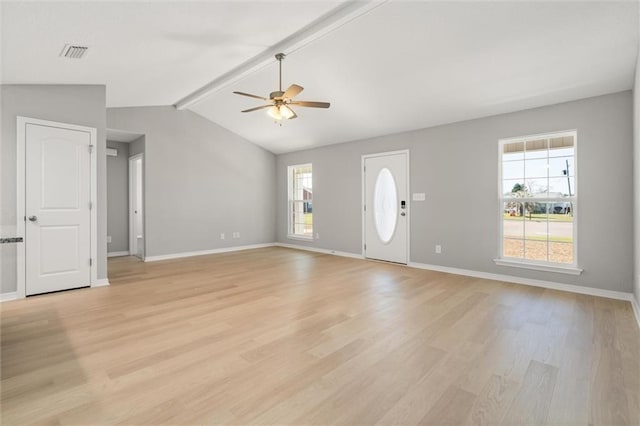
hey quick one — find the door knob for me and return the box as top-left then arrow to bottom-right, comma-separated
28,215 -> 38,222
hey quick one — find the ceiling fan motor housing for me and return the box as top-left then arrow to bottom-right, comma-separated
270,91 -> 285,100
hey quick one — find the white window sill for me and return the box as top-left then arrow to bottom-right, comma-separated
287,235 -> 314,242
493,258 -> 583,275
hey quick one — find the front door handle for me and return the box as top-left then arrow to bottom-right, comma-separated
28,215 -> 38,222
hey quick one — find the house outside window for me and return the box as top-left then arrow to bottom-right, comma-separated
288,164 -> 313,239
498,131 -> 578,271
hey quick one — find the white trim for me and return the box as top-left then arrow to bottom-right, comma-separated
1,292 -> 18,302
409,261 -> 630,301
144,243 -> 276,262
286,235 -> 314,242
275,244 -> 635,306
631,297 -> 640,331
275,242 -> 363,259
16,116 -> 98,299
287,163 -> 313,239
497,129 -> 578,269
493,258 -> 582,275
361,149 -> 410,264
108,251 -> 130,258
92,278 -> 110,287
129,153 -> 144,259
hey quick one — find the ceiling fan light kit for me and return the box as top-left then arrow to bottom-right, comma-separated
233,52 -> 330,123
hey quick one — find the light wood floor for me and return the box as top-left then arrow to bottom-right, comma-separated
1,247 -> 639,425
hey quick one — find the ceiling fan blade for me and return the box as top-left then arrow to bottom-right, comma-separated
241,105 -> 272,113
283,84 -> 304,99
233,91 -> 268,101
290,101 -> 330,109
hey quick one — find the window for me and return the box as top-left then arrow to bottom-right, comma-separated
498,131 -> 578,271
288,163 -> 313,239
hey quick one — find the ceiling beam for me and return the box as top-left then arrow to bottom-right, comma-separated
173,0 -> 388,110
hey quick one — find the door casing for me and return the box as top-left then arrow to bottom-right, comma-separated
361,149 -> 411,263
16,116 -> 98,299
128,153 -> 144,259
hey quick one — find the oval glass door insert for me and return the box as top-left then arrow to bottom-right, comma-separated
374,167 -> 398,244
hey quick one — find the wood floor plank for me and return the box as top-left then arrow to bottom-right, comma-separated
502,360 -> 559,425
1,247 -> 638,425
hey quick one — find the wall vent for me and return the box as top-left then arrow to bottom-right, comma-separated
60,44 -> 88,59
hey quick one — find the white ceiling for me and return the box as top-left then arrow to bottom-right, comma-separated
2,1 -> 639,154
0,1 -> 342,106
106,128 -> 144,143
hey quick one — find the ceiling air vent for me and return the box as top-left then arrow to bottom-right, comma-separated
60,44 -> 88,59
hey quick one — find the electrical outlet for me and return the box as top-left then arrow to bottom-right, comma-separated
315,232 -> 320,239
232,232 -> 240,239
220,233 -> 225,240
107,235 -> 112,244
435,245 -> 442,254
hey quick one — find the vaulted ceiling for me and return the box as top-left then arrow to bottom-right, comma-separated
2,1 -> 638,153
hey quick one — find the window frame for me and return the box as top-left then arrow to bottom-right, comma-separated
287,163 -> 314,241
495,130 -> 582,275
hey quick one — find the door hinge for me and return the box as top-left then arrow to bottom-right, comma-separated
364,205 -> 366,212
364,244 -> 367,251
89,201 -> 93,210
89,145 -> 95,153
89,258 -> 93,266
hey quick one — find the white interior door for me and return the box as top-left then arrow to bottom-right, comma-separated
25,123 -> 91,295
129,155 -> 144,258
364,152 -> 408,264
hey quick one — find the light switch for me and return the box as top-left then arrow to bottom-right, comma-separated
412,193 -> 426,201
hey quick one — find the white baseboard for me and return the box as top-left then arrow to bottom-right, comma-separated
408,261 -> 633,302
92,278 -> 110,287
274,243 -> 636,307
275,242 -> 363,260
631,296 -> 640,331
144,243 -> 276,262
108,251 -> 130,258
0,291 -> 18,302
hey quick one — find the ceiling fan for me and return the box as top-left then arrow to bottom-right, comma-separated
233,53 -> 330,121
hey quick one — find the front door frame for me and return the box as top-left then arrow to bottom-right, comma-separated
361,149 -> 411,263
16,116 -> 98,299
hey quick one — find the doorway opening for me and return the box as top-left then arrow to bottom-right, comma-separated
129,153 -> 144,259
106,129 -> 145,282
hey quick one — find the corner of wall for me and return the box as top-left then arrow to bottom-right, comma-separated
634,19 -> 640,306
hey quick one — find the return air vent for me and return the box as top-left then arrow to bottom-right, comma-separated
60,44 -> 88,59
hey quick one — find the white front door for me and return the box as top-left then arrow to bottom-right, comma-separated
364,152 -> 409,264
25,123 -> 92,295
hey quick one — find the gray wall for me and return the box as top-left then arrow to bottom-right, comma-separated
1,85 -> 107,293
107,106 -> 276,257
277,91 -> 634,293
107,141 -> 130,254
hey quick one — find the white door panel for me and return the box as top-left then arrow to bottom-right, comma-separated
364,153 -> 408,264
26,124 -> 91,295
